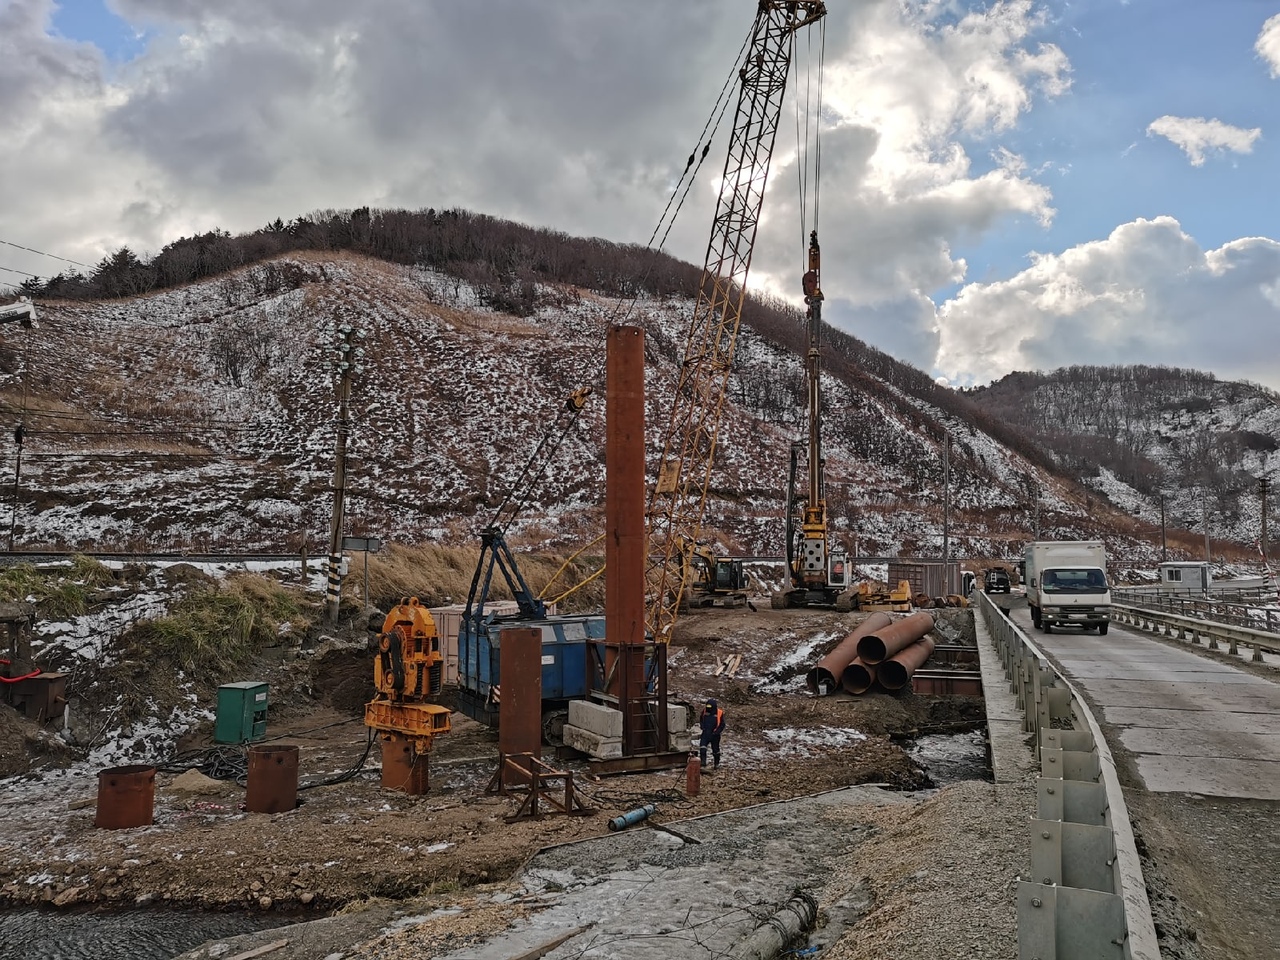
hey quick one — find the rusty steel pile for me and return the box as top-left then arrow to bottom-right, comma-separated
805,612 -> 936,696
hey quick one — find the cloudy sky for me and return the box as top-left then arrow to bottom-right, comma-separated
2,0 -> 1278,389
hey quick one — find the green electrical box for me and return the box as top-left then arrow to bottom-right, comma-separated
214,681 -> 269,744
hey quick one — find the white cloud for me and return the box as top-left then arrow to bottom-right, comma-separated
0,0 -> 1073,377
1146,115 -> 1262,167
1258,13 -> 1280,78
935,217 -> 1280,389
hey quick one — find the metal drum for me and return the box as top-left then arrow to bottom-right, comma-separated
246,744 -> 299,813
95,765 -> 155,829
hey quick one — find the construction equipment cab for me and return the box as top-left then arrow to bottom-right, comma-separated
682,543 -> 749,609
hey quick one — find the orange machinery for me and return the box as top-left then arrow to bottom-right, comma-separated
364,597 -> 452,794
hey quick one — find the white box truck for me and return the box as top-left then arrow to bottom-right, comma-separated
1023,541 -> 1111,635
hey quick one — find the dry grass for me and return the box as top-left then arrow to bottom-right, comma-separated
359,542 -> 605,612
123,573 -> 317,683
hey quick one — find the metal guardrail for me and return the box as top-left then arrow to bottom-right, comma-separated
1113,589 -> 1280,635
977,591 -> 1161,960
1111,604 -> 1280,661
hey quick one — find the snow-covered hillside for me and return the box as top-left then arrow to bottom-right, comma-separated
1,253 -> 1271,566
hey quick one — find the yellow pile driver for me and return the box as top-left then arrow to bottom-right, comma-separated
364,597 -> 452,793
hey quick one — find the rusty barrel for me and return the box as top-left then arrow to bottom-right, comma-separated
95,764 -> 155,829
381,738 -> 429,795
878,637 -> 938,691
840,658 -> 877,695
246,744 -> 299,813
806,612 -> 893,695
855,612 -> 936,665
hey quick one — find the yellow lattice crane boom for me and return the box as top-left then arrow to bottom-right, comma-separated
645,1 -> 827,643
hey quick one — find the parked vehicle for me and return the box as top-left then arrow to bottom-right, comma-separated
1023,541 -> 1111,634
983,568 -> 1011,593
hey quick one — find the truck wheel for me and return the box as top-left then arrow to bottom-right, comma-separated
1031,608 -> 1041,629
1098,623 -> 1109,636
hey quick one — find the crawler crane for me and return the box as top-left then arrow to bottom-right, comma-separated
646,0 -> 828,642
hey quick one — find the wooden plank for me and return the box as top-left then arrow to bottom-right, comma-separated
227,941 -> 289,960
502,924 -> 592,960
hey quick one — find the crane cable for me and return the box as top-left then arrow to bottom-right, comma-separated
483,23 -> 758,537
794,17 -> 826,264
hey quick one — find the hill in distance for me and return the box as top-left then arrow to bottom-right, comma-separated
2,207 -> 1275,572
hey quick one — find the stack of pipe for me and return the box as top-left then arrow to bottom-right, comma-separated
844,611 -> 937,694
805,613 -> 893,696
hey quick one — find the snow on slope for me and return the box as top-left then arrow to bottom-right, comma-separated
0,252 -> 1232,563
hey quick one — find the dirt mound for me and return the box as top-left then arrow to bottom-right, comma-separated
0,705 -> 73,777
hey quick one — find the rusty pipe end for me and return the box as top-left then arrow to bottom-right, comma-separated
840,659 -> 875,695
805,666 -> 839,695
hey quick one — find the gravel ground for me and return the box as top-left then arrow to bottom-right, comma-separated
176,778 -> 1033,960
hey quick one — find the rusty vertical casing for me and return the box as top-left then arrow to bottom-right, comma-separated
499,626 -> 543,788
686,751 -> 701,797
606,325 -> 647,650
381,737 -> 429,794
855,612 -> 936,665
94,764 -> 155,829
840,658 -> 877,695
246,744 -> 299,813
878,637 -> 937,691
806,612 -> 893,694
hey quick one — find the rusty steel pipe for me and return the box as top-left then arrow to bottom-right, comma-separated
855,611 -> 936,665
878,636 -> 937,691
805,612 -> 893,695
606,325 -> 647,650
840,657 -> 877,695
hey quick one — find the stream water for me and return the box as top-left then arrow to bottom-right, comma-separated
908,728 -> 992,786
0,907 -> 290,960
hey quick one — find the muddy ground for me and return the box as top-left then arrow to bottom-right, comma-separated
0,605 -> 985,921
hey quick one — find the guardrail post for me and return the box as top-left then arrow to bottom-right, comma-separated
1208,632 -> 1220,651
1228,635 -> 1238,656
1254,642 -> 1265,663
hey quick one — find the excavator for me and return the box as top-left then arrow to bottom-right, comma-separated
680,540 -> 749,610
773,231 -> 853,609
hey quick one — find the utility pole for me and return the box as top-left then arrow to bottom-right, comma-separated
326,322 -> 365,623
1201,488 -> 1211,563
1261,476 -> 1271,557
942,434 -> 950,561
1159,492 -> 1167,563
2,298 -> 36,553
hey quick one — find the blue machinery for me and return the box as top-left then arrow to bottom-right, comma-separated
455,529 -> 663,746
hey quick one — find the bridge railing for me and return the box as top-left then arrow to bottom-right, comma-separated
1111,603 -> 1280,661
1112,589 -> 1279,635
976,590 -> 1161,960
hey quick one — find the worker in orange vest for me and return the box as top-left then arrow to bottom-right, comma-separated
699,698 -> 725,770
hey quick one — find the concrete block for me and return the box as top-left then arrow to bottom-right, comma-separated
669,732 -> 694,753
568,700 -> 623,738
667,703 -> 690,733
562,724 -> 623,760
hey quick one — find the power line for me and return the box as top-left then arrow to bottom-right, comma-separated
0,264 -> 41,279
0,238 -> 91,268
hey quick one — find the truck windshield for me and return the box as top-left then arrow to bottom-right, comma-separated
1041,569 -> 1107,592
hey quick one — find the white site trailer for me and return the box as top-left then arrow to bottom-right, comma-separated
1157,561 -> 1212,594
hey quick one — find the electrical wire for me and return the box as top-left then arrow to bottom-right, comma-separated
484,21 -> 758,538
0,238 -> 91,268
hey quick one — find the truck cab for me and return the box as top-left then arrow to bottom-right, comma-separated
1024,541 -> 1112,635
